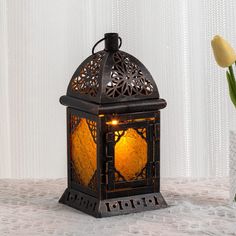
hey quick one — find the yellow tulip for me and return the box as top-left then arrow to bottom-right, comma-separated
211,35 -> 236,68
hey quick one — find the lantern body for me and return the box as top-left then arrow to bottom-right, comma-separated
59,33 -> 167,217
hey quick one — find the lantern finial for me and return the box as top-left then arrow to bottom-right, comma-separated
104,33 -> 120,52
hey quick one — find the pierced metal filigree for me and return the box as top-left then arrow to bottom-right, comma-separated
136,166 -> 147,180
114,130 -> 125,143
106,52 -> 154,98
86,120 -> 97,144
71,115 -> 80,132
71,160 -> 97,192
60,189 -> 167,217
115,169 -> 126,182
71,53 -> 105,97
71,161 -> 82,185
134,128 -> 147,140
88,170 -> 97,192
115,166 -> 147,182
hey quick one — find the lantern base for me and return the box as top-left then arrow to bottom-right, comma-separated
59,188 -> 167,218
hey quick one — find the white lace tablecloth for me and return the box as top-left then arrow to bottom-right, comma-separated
0,178 -> 235,236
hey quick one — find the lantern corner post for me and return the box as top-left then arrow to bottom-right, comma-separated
96,114 -> 107,200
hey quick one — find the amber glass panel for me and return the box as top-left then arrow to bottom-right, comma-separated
71,118 -> 97,187
114,128 -> 147,181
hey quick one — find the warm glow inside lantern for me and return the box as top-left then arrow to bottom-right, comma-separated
59,33 -> 167,217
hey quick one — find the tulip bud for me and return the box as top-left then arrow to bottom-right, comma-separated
211,35 -> 236,68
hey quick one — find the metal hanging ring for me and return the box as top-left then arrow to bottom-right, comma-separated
92,36 -> 122,55
92,38 -> 105,55
118,36 -> 122,49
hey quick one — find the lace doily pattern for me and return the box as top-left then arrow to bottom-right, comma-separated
0,178 -> 234,235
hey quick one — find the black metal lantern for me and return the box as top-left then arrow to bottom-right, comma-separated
59,33 -> 167,217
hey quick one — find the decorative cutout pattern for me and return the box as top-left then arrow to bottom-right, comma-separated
60,189 -> 167,217
71,53 -> 104,97
134,128 -> 147,140
106,52 -> 154,98
104,193 -> 163,214
114,169 -> 126,182
136,166 -> 147,180
86,120 -> 97,144
71,161 -> 82,184
114,130 -> 125,143
71,115 -> 80,132
71,161 -> 98,192
65,190 -> 98,214
88,170 -> 98,192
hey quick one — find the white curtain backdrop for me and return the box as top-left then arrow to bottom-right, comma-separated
0,0 -> 235,178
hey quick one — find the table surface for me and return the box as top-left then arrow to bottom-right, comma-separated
0,178 -> 235,236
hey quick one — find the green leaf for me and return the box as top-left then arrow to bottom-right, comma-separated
226,71 -> 236,108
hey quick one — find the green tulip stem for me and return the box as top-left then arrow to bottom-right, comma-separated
227,63 -> 236,108
229,65 -> 235,81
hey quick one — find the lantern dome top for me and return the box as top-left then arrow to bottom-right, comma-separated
60,33 -> 166,114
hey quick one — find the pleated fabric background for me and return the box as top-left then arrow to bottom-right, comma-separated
0,0 -> 235,178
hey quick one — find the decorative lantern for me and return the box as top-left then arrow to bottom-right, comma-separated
59,33 -> 167,217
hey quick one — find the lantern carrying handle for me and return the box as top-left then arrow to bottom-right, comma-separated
92,36 -> 122,55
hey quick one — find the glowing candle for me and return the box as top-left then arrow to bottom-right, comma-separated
111,119 -> 119,125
